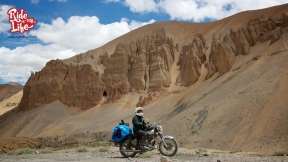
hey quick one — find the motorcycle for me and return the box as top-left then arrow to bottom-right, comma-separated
116,120 -> 178,158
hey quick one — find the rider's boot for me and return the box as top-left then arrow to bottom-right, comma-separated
140,144 -> 150,150
140,135 -> 150,150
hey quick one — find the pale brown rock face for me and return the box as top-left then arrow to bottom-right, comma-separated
176,33 -> 207,86
103,28 -> 175,102
206,14 -> 288,79
19,60 -> 105,111
136,92 -> 154,107
19,13 -> 288,110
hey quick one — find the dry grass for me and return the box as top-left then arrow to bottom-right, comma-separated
7,148 -> 35,155
39,148 -> 53,154
97,146 -> 109,152
76,146 -> 89,152
138,152 -> 153,158
272,150 -> 288,156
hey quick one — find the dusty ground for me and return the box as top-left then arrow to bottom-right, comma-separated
0,147 -> 288,162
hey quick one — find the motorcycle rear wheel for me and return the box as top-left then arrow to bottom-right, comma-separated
119,136 -> 137,158
159,138 -> 178,157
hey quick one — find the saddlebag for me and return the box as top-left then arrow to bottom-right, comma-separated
111,120 -> 133,142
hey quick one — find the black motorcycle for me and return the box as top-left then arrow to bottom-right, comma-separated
117,120 -> 178,158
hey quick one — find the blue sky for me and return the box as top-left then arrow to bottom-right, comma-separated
0,0 -> 287,85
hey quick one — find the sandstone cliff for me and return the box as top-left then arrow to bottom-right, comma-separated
19,13 -> 288,111
206,14 -> 288,78
19,60 -> 105,111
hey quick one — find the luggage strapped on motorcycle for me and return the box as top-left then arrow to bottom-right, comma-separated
111,120 -> 133,142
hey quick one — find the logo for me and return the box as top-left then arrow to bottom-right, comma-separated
7,7 -> 37,34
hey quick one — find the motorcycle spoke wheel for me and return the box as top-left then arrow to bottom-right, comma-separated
159,138 -> 178,157
119,137 -> 137,158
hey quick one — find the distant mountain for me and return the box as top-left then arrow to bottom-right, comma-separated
0,83 -> 23,101
6,82 -> 23,87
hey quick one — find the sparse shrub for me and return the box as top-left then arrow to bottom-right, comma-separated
77,146 -> 88,152
229,150 -> 242,154
97,146 -> 109,152
272,150 -> 288,156
40,148 -> 53,154
138,152 -> 152,158
7,148 -> 35,155
198,148 -> 207,154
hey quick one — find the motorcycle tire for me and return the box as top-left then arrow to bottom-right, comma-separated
119,136 -> 137,158
159,138 -> 178,157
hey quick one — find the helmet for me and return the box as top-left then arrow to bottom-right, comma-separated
135,107 -> 143,116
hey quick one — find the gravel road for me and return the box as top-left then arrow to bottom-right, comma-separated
0,147 -> 287,162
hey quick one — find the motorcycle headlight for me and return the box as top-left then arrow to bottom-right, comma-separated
157,126 -> 163,132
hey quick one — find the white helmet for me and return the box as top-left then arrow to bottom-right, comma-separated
135,107 -> 143,116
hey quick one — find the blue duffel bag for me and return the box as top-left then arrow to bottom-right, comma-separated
111,120 -> 133,142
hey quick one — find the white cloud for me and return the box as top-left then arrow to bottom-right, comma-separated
124,0 -> 158,13
0,5 -> 12,33
0,16 -> 155,84
106,0 -> 288,21
104,0 -> 158,12
31,0 -> 39,4
57,0 -> 67,2
0,44 -> 76,84
30,16 -> 155,52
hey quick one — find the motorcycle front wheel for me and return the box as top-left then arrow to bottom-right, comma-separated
159,138 -> 178,156
119,136 -> 137,158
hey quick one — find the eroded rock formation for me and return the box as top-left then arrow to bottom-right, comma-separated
19,13 -> 288,110
176,33 -> 208,86
136,92 -> 154,107
206,14 -> 288,79
103,28 -> 175,102
19,60 -> 105,111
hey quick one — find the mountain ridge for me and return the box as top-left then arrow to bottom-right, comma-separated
1,4 -> 288,154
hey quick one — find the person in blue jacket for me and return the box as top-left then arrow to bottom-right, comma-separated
132,107 -> 150,150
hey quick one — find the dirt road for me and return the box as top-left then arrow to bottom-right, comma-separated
1,147 -> 287,162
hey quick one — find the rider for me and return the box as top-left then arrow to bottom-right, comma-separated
132,107 -> 150,150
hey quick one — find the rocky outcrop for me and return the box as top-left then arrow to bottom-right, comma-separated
176,34 -> 208,86
19,60 -> 105,111
0,84 -> 23,101
19,13 -> 288,111
19,29 -> 176,111
206,14 -> 288,79
206,34 -> 236,78
103,28 -> 175,102
99,52 -> 109,67
136,92 -> 154,107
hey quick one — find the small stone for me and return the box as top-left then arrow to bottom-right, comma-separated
160,156 -> 171,162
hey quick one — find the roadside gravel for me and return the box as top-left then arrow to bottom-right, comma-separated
0,147 -> 287,162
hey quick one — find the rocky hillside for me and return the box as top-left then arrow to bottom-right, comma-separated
1,4 -> 288,154
0,82 -> 23,102
19,9 -> 288,111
